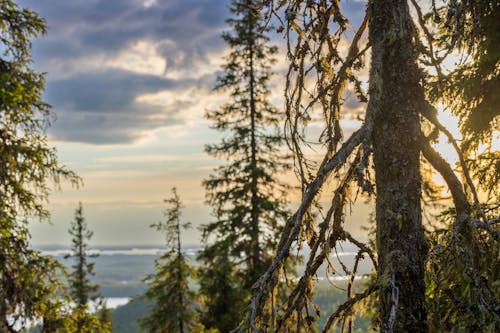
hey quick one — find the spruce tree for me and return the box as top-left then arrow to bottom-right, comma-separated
232,0 -> 498,332
424,2 -> 500,330
140,188 -> 197,333
0,1 -> 78,330
65,203 -> 110,333
198,0 -> 292,330
198,246 -> 246,333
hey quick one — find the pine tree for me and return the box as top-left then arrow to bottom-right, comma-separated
140,188 -> 197,333
65,203 -> 110,333
95,299 -> 113,333
0,1 -> 79,330
198,0 -> 292,330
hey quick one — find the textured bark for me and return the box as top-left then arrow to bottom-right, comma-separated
369,1 -> 428,332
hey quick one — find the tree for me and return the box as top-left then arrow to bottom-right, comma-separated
234,0 -> 498,332
94,299 -> 113,333
65,203 -> 110,333
140,188 -> 197,333
198,0 -> 293,330
422,1 -> 500,331
198,244 -> 247,333
0,1 -> 78,331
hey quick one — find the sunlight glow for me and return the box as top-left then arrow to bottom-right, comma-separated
107,40 -> 166,76
434,108 -> 461,165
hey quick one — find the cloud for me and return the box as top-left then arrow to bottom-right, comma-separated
17,0 -> 366,145
49,110 -> 183,144
45,69 -> 194,144
16,0 -> 230,144
23,0 -> 229,75
45,69 -> 184,112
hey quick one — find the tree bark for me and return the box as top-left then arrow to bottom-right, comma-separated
247,1 -> 261,285
369,0 -> 428,332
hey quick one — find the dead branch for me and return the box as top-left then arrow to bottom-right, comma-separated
420,101 -> 484,219
322,284 -> 377,333
235,125 -> 367,333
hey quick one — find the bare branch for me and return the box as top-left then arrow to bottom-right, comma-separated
385,274 -> 399,333
236,125 -> 367,333
322,284 -> 377,333
420,135 -> 471,217
420,101 -> 483,219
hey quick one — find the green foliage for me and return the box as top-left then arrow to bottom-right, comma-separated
198,248 -> 247,332
422,4 -> 500,329
0,230 -> 67,331
63,203 -> 110,333
140,188 -> 197,333
0,1 -> 79,330
95,300 -> 113,333
313,281 -> 373,332
428,1 -> 499,198
426,208 -> 500,332
199,0 -> 292,330
65,204 -> 99,309
111,299 -> 149,333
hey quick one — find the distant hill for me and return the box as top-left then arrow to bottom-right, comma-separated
109,280 -> 373,332
33,245 -> 375,332
111,298 -> 150,333
37,244 -> 373,298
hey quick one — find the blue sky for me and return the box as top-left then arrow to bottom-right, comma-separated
22,0 -> 371,246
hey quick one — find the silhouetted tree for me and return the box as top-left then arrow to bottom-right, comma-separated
198,0 -> 293,330
198,245 -> 246,333
234,0 -> 499,332
140,188 -> 197,333
423,1 -> 500,331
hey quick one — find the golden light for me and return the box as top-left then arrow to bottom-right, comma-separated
434,108 -> 461,165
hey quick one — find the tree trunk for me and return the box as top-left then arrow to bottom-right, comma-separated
247,2 -> 261,285
176,219 -> 184,333
369,0 -> 428,332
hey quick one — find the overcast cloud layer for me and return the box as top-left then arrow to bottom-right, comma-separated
20,0 -> 229,144
20,0 -> 366,145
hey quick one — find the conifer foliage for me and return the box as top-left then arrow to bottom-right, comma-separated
198,0 -> 291,329
140,188 -> 197,333
66,204 -> 99,311
233,0 -> 499,332
65,203 -> 110,333
0,1 -> 78,330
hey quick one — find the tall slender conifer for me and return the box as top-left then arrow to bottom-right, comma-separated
65,203 -> 110,333
140,188 -> 197,333
198,0 -> 292,330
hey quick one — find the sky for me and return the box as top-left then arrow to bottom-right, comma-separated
21,0 -> 373,247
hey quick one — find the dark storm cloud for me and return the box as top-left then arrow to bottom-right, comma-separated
16,0 -> 230,144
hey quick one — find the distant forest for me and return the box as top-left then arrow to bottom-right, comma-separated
0,0 -> 498,332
